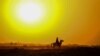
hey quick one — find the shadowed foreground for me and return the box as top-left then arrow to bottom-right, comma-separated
0,45 -> 100,56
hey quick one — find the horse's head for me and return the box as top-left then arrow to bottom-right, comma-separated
60,40 -> 64,43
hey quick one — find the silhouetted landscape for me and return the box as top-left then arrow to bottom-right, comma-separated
0,43 -> 100,56
0,0 -> 100,56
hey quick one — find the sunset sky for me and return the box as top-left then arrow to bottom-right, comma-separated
0,0 -> 100,45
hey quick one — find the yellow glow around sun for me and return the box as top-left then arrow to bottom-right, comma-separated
16,2 -> 44,24
2,0 -> 63,35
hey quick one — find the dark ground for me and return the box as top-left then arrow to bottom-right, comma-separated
0,45 -> 100,56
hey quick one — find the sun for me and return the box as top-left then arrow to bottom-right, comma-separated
2,0 -> 63,34
16,2 -> 44,24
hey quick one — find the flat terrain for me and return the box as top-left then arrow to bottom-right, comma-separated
0,45 -> 100,56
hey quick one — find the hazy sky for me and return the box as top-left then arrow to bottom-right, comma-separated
0,0 -> 100,45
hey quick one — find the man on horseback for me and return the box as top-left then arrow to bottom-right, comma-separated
51,37 -> 64,48
56,37 -> 59,45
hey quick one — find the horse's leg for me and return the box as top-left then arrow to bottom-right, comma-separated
58,43 -> 61,48
53,43 -> 55,48
53,43 -> 58,48
59,45 -> 61,48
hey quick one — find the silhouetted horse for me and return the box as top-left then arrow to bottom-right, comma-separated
51,37 -> 64,48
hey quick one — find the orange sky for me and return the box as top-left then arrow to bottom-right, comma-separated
0,0 -> 100,45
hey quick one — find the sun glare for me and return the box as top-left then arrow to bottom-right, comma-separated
2,0 -> 63,34
17,2 -> 44,24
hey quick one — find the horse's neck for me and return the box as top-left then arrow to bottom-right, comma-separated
59,41 -> 62,44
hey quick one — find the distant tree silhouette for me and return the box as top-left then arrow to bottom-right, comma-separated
51,37 -> 64,48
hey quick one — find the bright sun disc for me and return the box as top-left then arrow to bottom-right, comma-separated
3,0 -> 63,34
17,3 -> 44,24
